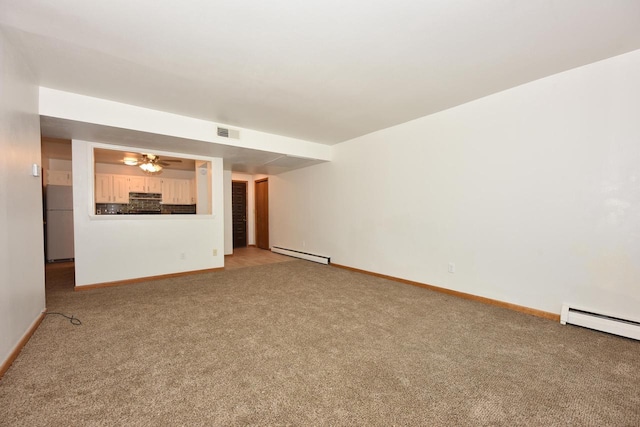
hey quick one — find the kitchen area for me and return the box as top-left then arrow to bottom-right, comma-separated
93,147 -> 211,216
95,182 -> 197,215
41,140 -> 214,264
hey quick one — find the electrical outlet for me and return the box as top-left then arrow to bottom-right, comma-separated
212,249 -> 217,256
180,252 -> 186,260
448,262 -> 455,273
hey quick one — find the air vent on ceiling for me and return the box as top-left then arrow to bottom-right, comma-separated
217,127 -> 240,139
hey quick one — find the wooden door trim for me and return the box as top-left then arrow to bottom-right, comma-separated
255,178 -> 269,249
0,311 -> 46,379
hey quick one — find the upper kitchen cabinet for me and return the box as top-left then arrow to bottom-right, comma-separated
95,174 -> 111,203
128,176 -> 162,193
47,170 -> 72,186
95,174 -> 128,203
161,178 -> 194,205
113,176 -> 129,202
128,176 -> 146,193
147,177 -> 162,193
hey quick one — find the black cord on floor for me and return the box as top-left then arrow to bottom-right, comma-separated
46,312 -> 82,326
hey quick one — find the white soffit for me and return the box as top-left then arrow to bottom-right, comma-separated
38,88 -> 330,175
2,1 -> 640,144
40,116 -> 326,175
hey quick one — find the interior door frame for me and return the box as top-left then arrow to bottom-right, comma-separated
255,178 -> 269,250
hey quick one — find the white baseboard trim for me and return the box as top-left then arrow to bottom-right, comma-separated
271,246 -> 330,264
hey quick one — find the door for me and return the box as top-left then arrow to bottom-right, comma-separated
255,178 -> 269,250
232,181 -> 247,248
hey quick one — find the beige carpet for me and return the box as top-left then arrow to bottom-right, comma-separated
1,261 -> 638,426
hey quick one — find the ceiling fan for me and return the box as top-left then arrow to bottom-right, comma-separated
140,154 -> 182,167
124,153 -> 182,174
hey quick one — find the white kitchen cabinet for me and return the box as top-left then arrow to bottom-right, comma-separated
161,178 -> 193,204
128,176 -> 162,193
147,177 -> 162,193
47,170 -> 72,186
176,179 -> 192,204
161,178 -> 175,204
128,176 -> 146,193
95,174 -> 112,203
113,175 -> 129,203
95,174 -> 130,203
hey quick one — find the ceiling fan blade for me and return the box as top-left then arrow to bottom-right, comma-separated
158,161 -> 171,166
163,159 -> 182,163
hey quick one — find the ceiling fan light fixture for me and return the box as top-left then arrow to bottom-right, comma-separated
140,162 -> 163,174
123,157 -> 139,166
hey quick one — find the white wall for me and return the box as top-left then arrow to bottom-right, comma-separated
0,30 -> 46,366
223,170 -> 233,255
73,140 -> 225,286
271,49 -> 640,319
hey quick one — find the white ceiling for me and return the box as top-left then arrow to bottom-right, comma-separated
2,1 -> 640,147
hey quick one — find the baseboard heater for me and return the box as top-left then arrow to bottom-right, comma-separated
560,303 -> 640,341
271,246 -> 330,265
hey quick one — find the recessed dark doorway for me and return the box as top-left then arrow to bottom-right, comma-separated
232,181 -> 248,248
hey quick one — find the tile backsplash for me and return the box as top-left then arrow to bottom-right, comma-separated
130,197 -> 161,212
95,203 -> 129,215
96,192 -> 196,215
96,203 -> 196,215
161,204 -> 197,214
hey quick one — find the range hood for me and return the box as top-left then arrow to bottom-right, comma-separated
129,192 -> 161,201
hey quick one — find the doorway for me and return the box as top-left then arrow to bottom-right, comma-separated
232,181 -> 248,248
255,178 -> 269,250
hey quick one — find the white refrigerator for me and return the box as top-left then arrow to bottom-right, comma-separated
46,185 -> 75,262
